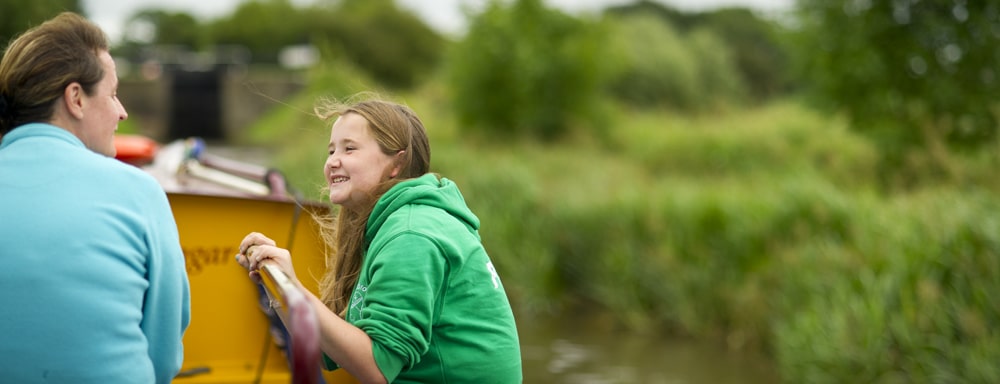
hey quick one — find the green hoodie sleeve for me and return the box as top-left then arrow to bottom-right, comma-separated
353,231 -> 447,382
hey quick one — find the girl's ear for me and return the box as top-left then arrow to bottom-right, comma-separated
389,150 -> 406,178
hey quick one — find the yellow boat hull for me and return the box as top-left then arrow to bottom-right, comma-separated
167,192 -> 356,384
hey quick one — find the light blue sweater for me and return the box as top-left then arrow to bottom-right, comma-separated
0,124 -> 190,383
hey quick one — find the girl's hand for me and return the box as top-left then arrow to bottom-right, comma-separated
235,232 -> 297,284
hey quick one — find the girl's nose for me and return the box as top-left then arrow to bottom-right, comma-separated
325,156 -> 340,170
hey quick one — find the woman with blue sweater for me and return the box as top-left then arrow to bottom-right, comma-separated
0,12 -> 190,383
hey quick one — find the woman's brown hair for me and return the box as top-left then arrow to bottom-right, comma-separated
0,12 -> 109,134
313,93 -> 431,316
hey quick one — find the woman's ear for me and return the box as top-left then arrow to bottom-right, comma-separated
63,82 -> 85,119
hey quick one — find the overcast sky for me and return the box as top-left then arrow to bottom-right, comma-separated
83,0 -> 794,43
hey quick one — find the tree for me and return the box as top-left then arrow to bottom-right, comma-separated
604,13 -> 700,109
209,0 -> 309,63
203,0 -> 442,88
447,0 -> 609,141
0,0 -> 82,46
123,10 -> 205,49
606,1 -> 792,103
603,13 -> 746,111
793,0 -> 1000,174
697,8 -> 793,100
311,0 -> 444,89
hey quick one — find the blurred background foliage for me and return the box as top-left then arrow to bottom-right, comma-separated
3,0 -> 999,382
113,0 -> 444,88
0,0 -> 82,43
447,0 -> 610,141
792,0 -> 1000,188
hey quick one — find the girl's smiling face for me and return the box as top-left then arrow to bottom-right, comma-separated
324,112 -> 399,210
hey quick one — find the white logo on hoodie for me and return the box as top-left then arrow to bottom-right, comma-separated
486,261 -> 501,289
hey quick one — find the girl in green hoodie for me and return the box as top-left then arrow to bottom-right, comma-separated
236,95 -> 522,383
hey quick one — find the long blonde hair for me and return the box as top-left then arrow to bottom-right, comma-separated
314,94 -> 431,316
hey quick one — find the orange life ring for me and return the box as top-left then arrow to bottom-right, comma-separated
114,134 -> 158,166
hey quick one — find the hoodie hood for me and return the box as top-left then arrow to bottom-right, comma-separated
366,173 -> 480,245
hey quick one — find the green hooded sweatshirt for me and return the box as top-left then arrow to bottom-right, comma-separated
325,174 -> 522,383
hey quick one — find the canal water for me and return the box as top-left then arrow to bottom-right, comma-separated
518,314 -> 780,383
